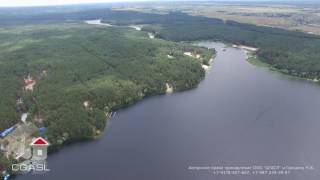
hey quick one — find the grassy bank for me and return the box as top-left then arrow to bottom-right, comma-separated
247,52 -> 273,69
246,52 -> 320,83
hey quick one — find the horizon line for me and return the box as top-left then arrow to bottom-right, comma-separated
0,0 -> 318,8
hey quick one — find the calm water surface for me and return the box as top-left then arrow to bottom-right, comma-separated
17,42 -> 320,180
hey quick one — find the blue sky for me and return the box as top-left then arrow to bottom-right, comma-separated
0,0 -> 309,7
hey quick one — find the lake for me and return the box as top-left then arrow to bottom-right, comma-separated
16,42 -> 320,180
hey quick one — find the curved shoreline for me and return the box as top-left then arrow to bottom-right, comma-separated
5,25 -> 216,178
246,51 -> 320,83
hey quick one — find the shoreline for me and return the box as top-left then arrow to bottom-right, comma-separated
245,51 -> 320,83
226,42 -> 320,83
6,38 -> 216,179
8,82 -> 202,178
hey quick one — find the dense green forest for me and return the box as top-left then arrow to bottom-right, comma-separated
2,7 -> 319,79
0,23 -> 212,151
98,11 -> 320,80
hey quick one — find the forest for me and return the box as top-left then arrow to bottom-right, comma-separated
0,22 -> 212,153
2,7 -> 319,79
98,11 -> 320,80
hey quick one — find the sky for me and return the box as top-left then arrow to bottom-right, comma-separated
0,0 -> 146,7
0,0 -> 310,7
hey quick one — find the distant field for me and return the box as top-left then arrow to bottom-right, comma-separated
112,2 -> 320,35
